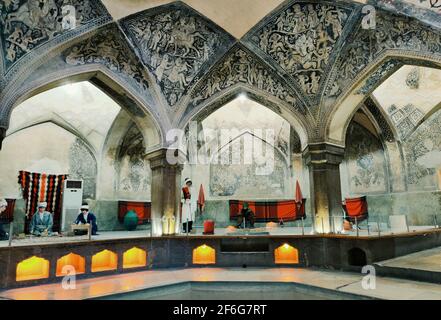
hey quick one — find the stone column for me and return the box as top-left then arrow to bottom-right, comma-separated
146,148 -> 185,236
303,143 -> 345,233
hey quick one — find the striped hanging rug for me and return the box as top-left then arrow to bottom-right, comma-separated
18,171 -> 68,233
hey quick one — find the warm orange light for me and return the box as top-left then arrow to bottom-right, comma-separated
193,244 -> 216,265
123,247 -> 147,269
266,222 -> 278,228
16,256 -> 49,282
56,253 -> 85,277
91,250 -> 117,272
226,226 -> 237,232
274,244 -> 299,264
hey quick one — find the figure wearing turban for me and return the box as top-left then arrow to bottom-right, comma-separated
74,203 -> 98,235
29,202 -> 53,236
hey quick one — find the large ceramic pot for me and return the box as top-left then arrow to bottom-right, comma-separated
124,210 -> 139,231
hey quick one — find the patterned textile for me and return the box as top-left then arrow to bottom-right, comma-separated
197,184 -> 206,213
229,199 -> 307,222
118,201 -> 151,225
18,171 -> 68,232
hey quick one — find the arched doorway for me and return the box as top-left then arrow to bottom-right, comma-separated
339,65 -> 441,229
0,79 -> 161,234
180,94 -> 310,229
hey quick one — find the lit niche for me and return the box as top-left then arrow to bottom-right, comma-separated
56,253 -> 85,277
193,244 -> 216,265
123,247 -> 147,269
16,256 -> 50,282
91,250 -> 117,272
274,244 -> 299,264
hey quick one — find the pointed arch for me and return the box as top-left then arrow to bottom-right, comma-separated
0,67 -> 163,147
326,53 -> 441,146
178,84 -> 311,151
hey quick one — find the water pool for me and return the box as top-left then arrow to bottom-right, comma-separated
96,281 -> 373,300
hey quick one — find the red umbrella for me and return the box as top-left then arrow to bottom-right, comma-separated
295,180 -> 303,204
197,184 -> 206,214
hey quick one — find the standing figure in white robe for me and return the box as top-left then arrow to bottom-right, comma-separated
181,178 -> 196,233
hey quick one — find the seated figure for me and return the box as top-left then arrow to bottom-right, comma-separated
74,204 -> 98,235
0,199 -> 8,240
236,202 -> 255,228
29,202 -> 53,236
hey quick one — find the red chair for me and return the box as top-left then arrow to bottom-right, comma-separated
342,196 -> 368,224
203,220 -> 215,235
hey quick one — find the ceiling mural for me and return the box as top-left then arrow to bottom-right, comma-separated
0,0 -> 440,145
325,12 -> 441,103
62,25 -> 151,95
355,59 -> 403,96
121,2 -> 235,107
245,2 -> 354,99
186,45 -> 305,118
0,0 -> 109,73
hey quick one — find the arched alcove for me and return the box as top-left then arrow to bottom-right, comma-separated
116,123 -> 151,199
347,248 -> 367,267
16,256 -> 50,282
274,244 -> 299,264
182,96 -> 305,199
56,253 -> 86,277
0,76 -> 164,232
91,250 -> 118,272
193,244 -> 216,265
341,116 -> 388,196
339,65 -> 441,227
178,95 -> 310,228
123,247 -> 147,269
327,59 -> 441,146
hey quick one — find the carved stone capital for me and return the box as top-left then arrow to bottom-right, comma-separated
145,148 -> 186,171
303,143 -> 345,167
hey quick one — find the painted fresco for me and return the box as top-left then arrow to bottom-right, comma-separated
404,108 -> 441,191
116,124 -> 151,197
344,122 -> 387,194
209,134 -> 289,198
68,138 -> 97,199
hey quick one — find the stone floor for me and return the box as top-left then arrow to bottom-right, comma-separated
0,225 -> 437,247
1,267 -> 441,300
377,246 -> 441,272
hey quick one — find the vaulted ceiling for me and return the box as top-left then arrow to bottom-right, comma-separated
101,0 -> 440,38
0,0 -> 440,146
